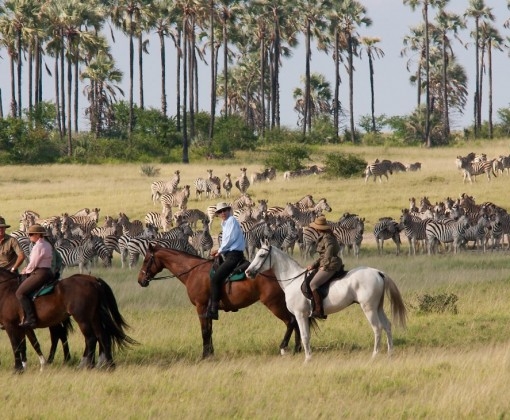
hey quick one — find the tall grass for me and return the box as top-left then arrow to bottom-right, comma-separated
1,142 -> 510,418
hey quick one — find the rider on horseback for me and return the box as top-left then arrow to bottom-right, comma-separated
306,216 -> 344,319
17,224 -> 54,328
206,202 -> 246,320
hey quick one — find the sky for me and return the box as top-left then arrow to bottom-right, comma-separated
0,0 -> 509,132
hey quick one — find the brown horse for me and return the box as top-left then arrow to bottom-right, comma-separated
0,268 -> 136,372
137,244 -> 300,358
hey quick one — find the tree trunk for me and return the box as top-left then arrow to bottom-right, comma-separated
159,31 -> 167,116
369,53 -> 376,132
67,55 -> 72,157
176,30 -> 182,132
16,30 -> 22,117
182,18 -> 189,163
138,32 -> 144,110
10,52 -> 17,118
348,33 -> 355,142
54,55 -> 62,140
208,0 -> 216,144
442,32 -> 450,141
488,42 -> 493,139
303,21 -> 311,136
423,2 -> 431,147
74,59 -> 79,132
333,30 -> 340,139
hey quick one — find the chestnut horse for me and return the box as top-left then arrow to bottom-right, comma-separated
0,268 -> 136,372
137,244 -> 300,358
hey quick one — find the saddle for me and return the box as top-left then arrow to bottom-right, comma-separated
301,267 -> 347,300
209,257 -> 250,283
18,273 -> 60,300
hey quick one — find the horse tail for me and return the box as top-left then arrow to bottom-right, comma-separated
96,278 -> 139,351
380,273 -> 407,329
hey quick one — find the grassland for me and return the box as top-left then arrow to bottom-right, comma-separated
1,140 -> 510,418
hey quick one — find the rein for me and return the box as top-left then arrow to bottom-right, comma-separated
254,245 -> 308,283
142,251 -> 211,284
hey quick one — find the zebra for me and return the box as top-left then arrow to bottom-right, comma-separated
406,162 -> 422,171
157,223 -> 194,243
222,173 -> 233,198
251,167 -> 276,184
117,212 -> 145,237
282,165 -> 319,180
461,215 -> 491,252
56,237 -> 111,274
456,156 -> 497,183
145,211 -> 173,231
364,159 -> 393,183
269,218 -> 299,253
160,185 -> 191,212
332,217 -> 364,258
151,170 -> 181,205
235,167 -> 250,194
173,208 -> 208,230
243,220 -> 274,260
206,169 -> 221,198
191,219 -> 214,258
373,217 -> 402,255
425,215 -> 470,254
390,161 -> 407,173
60,213 -> 97,236
400,208 -> 431,255
118,225 -> 158,268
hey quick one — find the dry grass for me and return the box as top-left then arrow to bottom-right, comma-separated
1,141 -> 510,418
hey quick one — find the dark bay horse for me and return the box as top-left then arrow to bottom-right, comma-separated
0,268 -> 136,372
137,244 -> 300,358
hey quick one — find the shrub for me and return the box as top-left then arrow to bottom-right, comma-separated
140,164 -> 160,177
417,293 -> 458,314
323,152 -> 367,178
264,143 -> 311,171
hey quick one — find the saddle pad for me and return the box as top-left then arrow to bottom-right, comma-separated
29,283 -> 55,299
209,268 -> 246,282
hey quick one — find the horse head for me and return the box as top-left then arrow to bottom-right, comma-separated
245,242 -> 272,278
138,244 -> 160,287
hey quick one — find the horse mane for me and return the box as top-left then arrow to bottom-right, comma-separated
151,244 -> 208,261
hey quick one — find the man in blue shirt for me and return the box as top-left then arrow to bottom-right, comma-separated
206,202 -> 246,320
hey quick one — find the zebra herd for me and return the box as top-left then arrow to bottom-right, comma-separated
455,152 -> 510,183
374,193 -> 510,256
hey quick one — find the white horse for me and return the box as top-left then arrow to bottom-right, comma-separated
245,244 -> 407,362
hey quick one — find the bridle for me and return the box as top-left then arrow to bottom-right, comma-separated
250,245 -> 308,283
140,250 -> 212,286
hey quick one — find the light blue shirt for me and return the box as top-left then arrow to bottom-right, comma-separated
218,215 -> 245,254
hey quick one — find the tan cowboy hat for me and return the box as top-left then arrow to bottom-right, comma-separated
309,216 -> 331,231
215,202 -> 232,214
27,224 -> 49,236
0,217 -> 11,228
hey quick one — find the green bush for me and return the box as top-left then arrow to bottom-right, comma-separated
417,293 -> 458,314
263,143 -> 311,171
323,152 -> 367,178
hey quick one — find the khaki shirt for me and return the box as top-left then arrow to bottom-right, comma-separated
311,231 -> 343,272
0,235 -> 24,269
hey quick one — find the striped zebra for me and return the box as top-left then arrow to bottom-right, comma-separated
151,170 -> 181,205
406,162 -> 422,171
251,167 -> 276,184
243,220 -> 274,260
222,173 -> 233,198
56,237 -> 111,274
283,165 -> 320,180
400,209 -> 431,255
456,156 -> 497,183
425,215 -> 470,254
173,208 -> 208,229
156,223 -> 194,243
60,213 -> 97,236
191,219 -> 214,258
127,235 -> 197,269
332,217 -> 364,258
461,215 -> 490,252
270,218 -> 299,254
118,226 -> 158,268
390,161 -> 407,173
294,195 -> 315,210
235,167 -> 250,194
117,212 -> 145,237
373,217 -> 402,255
206,169 -> 221,198
160,185 -> 191,212
145,211 -> 173,231
364,159 -> 393,183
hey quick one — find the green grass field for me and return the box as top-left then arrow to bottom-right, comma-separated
1,141 -> 510,418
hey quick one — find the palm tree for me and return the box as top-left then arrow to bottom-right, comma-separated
464,0 -> 494,137
0,3 -> 18,117
80,49 -> 124,137
401,24 -> 426,109
293,72 -> 332,127
435,5 -> 465,140
360,36 -> 384,133
478,22 -> 503,139
336,0 -> 372,143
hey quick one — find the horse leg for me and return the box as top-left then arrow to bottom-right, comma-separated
76,322 -> 97,369
47,323 -> 71,364
378,307 -> 393,355
294,315 -> 311,363
198,310 -> 214,358
361,306 -> 384,358
25,329 -> 47,371
7,329 -> 26,373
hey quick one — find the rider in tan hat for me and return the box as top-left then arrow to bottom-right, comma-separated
17,224 -> 53,328
0,216 -> 25,274
306,216 -> 343,319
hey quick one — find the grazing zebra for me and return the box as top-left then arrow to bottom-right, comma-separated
400,209 -> 430,255
251,167 -> 276,184
425,215 -> 470,255
191,219 -> 214,258
145,211 -> 173,231
151,170 -> 181,205
390,161 -> 407,173
222,173 -> 233,198
406,162 -> 422,171
173,208 -> 208,229
283,165 -> 319,180
456,156 -> 497,183
364,159 -> 393,183
235,167 -> 250,194
56,237 -> 111,274
160,185 -> 191,212
373,217 -> 402,255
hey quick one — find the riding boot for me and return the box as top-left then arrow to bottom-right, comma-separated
19,296 -> 37,328
311,290 -> 327,319
206,281 -> 220,320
